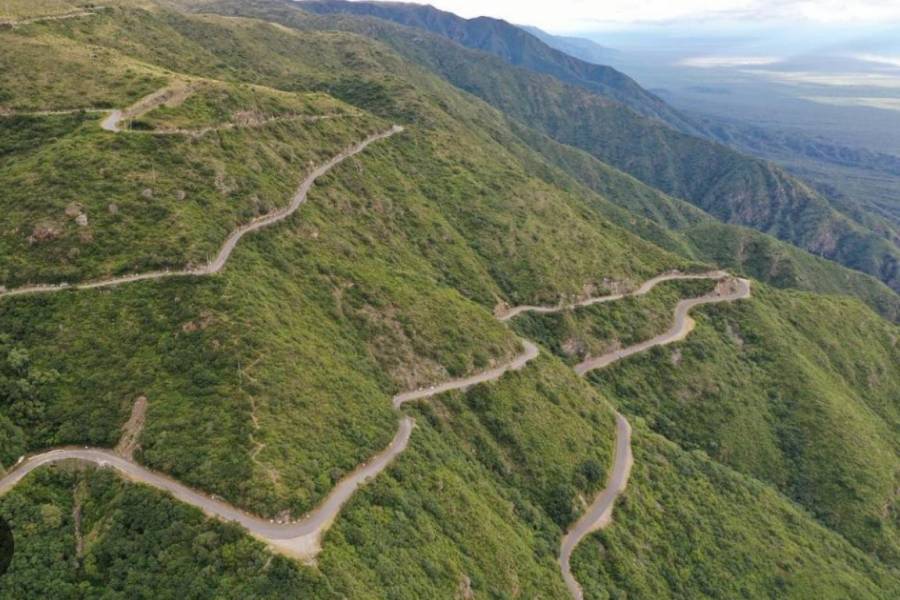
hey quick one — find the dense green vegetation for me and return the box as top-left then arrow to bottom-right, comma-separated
136,82 -> 358,130
0,0 -> 682,518
588,284 -> 900,561
506,121 -> 900,322
511,278 -> 715,365
0,358 -> 618,599
3,361 -> 895,598
280,0 -> 900,292
682,221 -> 900,321
0,2 -> 897,598
0,467 -> 324,599
0,65 -> 384,285
198,0 -> 900,324
297,0 -> 704,136
572,426 -> 899,599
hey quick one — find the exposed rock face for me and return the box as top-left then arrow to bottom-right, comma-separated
65,202 -> 84,218
28,221 -> 62,243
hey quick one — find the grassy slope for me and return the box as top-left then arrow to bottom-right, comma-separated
507,121 -> 900,322
512,265 -> 899,561
1,359 -> 620,599
0,4 -> 678,518
572,426 -> 898,600
275,2 -> 900,292
296,0 -> 703,136
194,0 -> 900,323
3,364 -> 896,598
0,1 -> 80,18
0,2 -> 896,598
0,21 -> 387,286
511,278 -> 716,365
683,221 -> 900,321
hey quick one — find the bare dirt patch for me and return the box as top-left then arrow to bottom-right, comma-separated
28,221 -> 62,243
115,395 -> 147,460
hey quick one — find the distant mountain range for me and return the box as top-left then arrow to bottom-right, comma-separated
297,0 -> 900,292
298,0 -> 703,135
517,25 -> 619,68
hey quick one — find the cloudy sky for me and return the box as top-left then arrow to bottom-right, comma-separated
400,1 -> 900,32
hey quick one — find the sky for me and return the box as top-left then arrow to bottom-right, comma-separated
397,1 -> 900,33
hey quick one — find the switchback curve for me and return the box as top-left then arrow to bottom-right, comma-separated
550,275 -> 751,599
575,277 -> 751,374
0,95 -> 752,593
497,270 -> 728,321
558,414 -> 633,600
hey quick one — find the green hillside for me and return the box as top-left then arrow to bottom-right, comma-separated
3,365 -> 897,598
572,425 -> 898,600
274,0 -> 900,292
507,122 -> 900,321
297,0 -> 704,136
0,0 -> 680,514
0,2 -> 897,598
526,283 -> 900,562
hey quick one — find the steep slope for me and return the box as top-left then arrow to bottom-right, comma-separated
523,26 -> 900,236
0,2 -> 897,598
193,0 -> 900,320
507,121 -> 900,322
571,425 -> 898,599
519,25 -> 618,67
518,278 -> 900,562
270,0 -> 900,292
5,389 -> 898,599
0,3 -> 683,517
594,285 -> 900,562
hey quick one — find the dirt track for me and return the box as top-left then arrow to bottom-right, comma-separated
0,125 -> 403,299
575,277 -> 751,374
0,93 -> 753,594
558,414 -> 633,600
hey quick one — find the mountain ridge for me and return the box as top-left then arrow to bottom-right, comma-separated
286,0 -> 900,292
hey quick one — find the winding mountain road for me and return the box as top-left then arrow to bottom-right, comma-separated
0,125 -> 403,299
0,344 -> 540,560
0,108 -> 544,560
559,414 -> 633,600
0,90 -> 753,595
575,277 -> 751,374
551,275 -> 750,599
495,269 -> 749,599
393,339 -> 539,407
0,266 -> 748,578
0,10 -> 96,27
497,270 -> 728,321
0,420 -> 413,560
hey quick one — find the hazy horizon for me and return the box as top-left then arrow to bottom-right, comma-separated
364,0 -> 900,34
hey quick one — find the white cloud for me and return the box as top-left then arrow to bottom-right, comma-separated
750,70 -> 900,88
679,56 -> 781,68
852,54 -> 900,68
802,96 -> 900,111
399,0 -> 900,32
